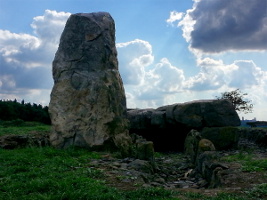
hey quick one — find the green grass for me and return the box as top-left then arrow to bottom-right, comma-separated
245,183 -> 267,200
0,146 -> 265,200
222,151 -> 267,172
172,191 -> 256,200
0,146 -> 177,200
0,121 -> 51,136
0,124 -> 266,200
0,147 -> 104,200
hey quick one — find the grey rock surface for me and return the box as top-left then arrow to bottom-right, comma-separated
201,127 -> 240,150
128,99 -> 240,129
184,129 -> 202,164
0,132 -> 50,149
127,99 -> 240,151
159,99 -> 240,128
49,12 -> 132,154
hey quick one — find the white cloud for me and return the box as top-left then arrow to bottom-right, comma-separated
0,10 -> 70,69
0,75 -> 16,89
166,11 -> 184,26
0,10 -> 70,104
166,5 -> 196,43
185,58 -> 229,90
185,57 -> 267,96
228,60 -> 266,89
0,88 -> 51,105
177,0 -> 267,53
120,47 -> 186,108
0,30 -> 41,67
31,10 -> 71,43
0,30 -> 41,50
117,39 -> 154,85
149,58 -> 185,93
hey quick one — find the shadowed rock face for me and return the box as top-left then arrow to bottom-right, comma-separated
49,12 -> 132,154
127,99 -> 240,152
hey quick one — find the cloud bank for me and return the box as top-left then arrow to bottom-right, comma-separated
117,39 -> 154,85
190,0 -> 267,53
168,0 -> 267,53
0,10 -> 70,103
116,39 -> 188,108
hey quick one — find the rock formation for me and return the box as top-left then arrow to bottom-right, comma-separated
0,132 -> 50,149
201,127 -> 240,150
184,129 -> 202,164
49,12 -> 132,154
127,99 -> 240,151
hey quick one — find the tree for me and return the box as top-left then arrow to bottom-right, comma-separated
216,89 -> 253,114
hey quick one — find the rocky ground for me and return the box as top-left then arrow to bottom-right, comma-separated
88,140 -> 267,197
0,130 -> 266,198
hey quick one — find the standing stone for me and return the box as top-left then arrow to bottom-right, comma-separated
49,12 -> 132,155
184,129 -> 202,164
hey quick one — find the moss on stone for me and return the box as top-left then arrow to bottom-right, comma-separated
201,127 -> 240,150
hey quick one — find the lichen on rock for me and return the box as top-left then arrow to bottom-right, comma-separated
49,12 -> 132,155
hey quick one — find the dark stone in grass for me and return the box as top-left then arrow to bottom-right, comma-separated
0,132 -> 50,149
0,135 -> 29,149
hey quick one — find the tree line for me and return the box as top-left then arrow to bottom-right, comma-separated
0,99 -> 51,124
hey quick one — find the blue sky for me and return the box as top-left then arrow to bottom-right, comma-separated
0,0 -> 267,120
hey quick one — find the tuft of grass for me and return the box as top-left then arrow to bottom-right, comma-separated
124,187 -> 177,200
0,146 -> 180,200
0,147 -> 112,200
183,192 -> 205,199
245,183 -> 267,200
0,121 -> 50,136
222,151 -> 267,172
207,193 -> 249,200
172,191 -> 253,200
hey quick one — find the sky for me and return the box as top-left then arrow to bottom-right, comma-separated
0,0 -> 267,120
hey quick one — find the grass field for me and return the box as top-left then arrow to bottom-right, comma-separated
0,120 -> 50,136
223,151 -> 267,172
0,123 -> 266,200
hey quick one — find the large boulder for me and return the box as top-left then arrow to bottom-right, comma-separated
49,12 -> 132,155
127,99 -> 240,151
201,127 -> 240,150
160,99 -> 240,128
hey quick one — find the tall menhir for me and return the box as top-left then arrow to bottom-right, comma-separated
49,12 -> 132,155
